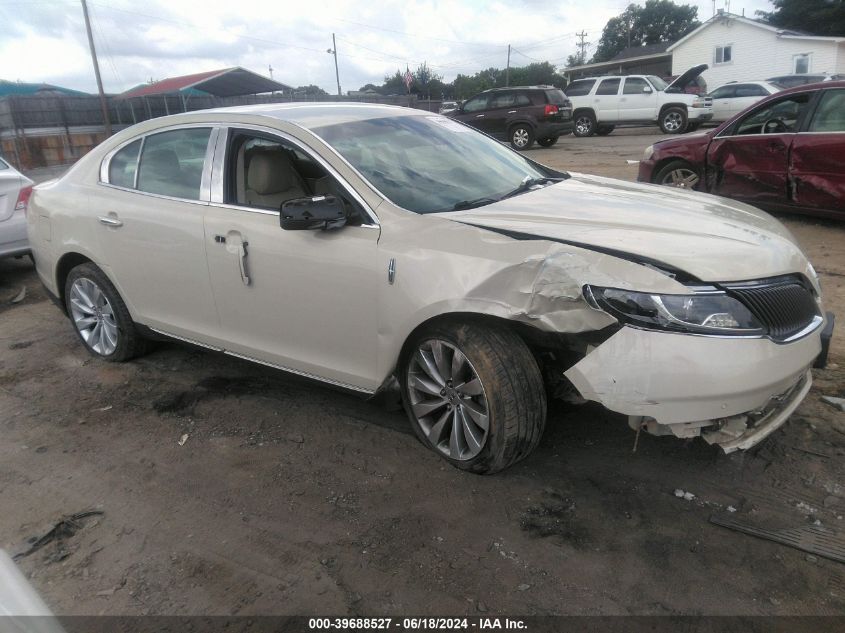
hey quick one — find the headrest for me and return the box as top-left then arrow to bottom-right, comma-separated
144,149 -> 180,175
248,152 -> 296,195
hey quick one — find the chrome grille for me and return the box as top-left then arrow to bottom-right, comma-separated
726,277 -> 820,341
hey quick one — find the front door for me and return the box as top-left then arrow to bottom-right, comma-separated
706,92 -> 812,208
789,88 -> 845,216
451,94 -> 490,134
203,129 -> 381,391
619,77 -> 657,121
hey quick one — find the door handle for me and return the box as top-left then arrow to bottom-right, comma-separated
98,215 -> 123,227
237,241 -> 250,286
475,114 -> 485,118
507,110 -> 517,114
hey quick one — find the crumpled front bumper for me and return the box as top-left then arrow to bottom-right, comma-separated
564,323 -> 823,451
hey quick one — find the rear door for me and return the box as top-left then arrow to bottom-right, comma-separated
593,78 -> 621,122
619,77 -> 657,121
789,88 -> 845,216
708,85 -> 736,122
94,126 -> 221,341
706,92 -> 813,208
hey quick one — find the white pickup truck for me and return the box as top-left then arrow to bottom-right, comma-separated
563,64 -> 713,136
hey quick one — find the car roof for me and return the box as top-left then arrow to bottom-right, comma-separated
480,85 -> 558,92
774,79 -> 845,95
192,102 -> 428,129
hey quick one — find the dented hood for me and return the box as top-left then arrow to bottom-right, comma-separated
442,173 -> 810,282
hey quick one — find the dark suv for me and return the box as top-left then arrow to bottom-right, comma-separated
448,86 -> 573,150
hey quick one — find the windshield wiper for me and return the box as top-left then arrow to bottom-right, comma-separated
499,176 -> 562,201
450,197 -> 498,211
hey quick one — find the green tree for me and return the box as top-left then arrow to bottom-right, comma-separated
293,85 -> 328,98
592,0 -> 700,63
757,0 -> 845,37
381,70 -> 408,95
412,62 -> 444,99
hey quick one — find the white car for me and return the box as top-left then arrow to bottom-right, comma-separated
563,64 -> 713,136
0,157 -> 34,259
27,104 -> 832,473
708,81 -> 781,122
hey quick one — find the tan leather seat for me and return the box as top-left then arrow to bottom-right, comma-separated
245,152 -> 307,209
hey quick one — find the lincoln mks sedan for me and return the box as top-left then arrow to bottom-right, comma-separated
28,103 -> 833,473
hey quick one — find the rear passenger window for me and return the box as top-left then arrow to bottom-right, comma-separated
809,89 -> 845,132
488,93 -> 516,108
735,84 -> 768,97
136,128 -> 211,200
596,79 -> 620,95
515,93 -> 532,106
564,80 -> 595,96
108,139 -> 141,188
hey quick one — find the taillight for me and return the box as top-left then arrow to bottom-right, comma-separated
15,185 -> 33,214
544,104 -> 559,116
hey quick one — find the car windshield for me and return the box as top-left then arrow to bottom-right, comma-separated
0,158 -> 8,170
647,76 -> 669,91
312,114 -> 555,214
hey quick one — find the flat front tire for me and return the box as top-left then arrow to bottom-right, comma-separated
65,263 -> 148,362
400,321 -> 546,474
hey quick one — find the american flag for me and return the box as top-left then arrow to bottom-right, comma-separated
403,66 -> 413,92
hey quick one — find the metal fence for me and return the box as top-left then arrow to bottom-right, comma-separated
0,92 -> 444,169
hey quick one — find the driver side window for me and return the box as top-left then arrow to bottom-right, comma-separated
733,93 -> 811,135
225,131 -> 367,225
462,96 -> 488,113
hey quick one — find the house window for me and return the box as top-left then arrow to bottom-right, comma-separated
793,54 -> 811,74
714,45 -> 732,64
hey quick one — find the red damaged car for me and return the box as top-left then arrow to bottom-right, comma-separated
638,81 -> 845,219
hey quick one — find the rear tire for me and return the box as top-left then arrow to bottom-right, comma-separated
537,136 -> 559,148
400,321 -> 546,474
65,263 -> 148,362
509,124 -> 535,150
573,111 -> 596,137
660,107 -> 687,134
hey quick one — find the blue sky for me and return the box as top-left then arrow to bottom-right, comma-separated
0,0 -> 773,94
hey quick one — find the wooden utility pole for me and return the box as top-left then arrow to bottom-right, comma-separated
576,31 -> 589,64
327,34 -> 341,96
505,45 -> 511,86
81,0 -> 111,135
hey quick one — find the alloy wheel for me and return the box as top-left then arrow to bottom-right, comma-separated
512,128 -> 530,148
69,277 -> 119,355
661,168 -> 699,189
663,112 -> 683,132
406,339 -> 490,461
574,116 -> 593,135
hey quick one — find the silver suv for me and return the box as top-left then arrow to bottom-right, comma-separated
564,64 -> 713,136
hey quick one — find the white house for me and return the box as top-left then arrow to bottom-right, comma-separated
668,11 -> 845,88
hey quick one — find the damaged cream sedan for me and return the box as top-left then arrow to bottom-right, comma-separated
28,104 -> 833,473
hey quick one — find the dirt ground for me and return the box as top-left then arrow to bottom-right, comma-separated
1,129 -> 843,617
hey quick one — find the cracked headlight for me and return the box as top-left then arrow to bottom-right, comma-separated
585,286 -> 764,335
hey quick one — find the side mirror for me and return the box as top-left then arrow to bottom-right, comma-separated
280,195 -> 346,231
642,86 -> 653,93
